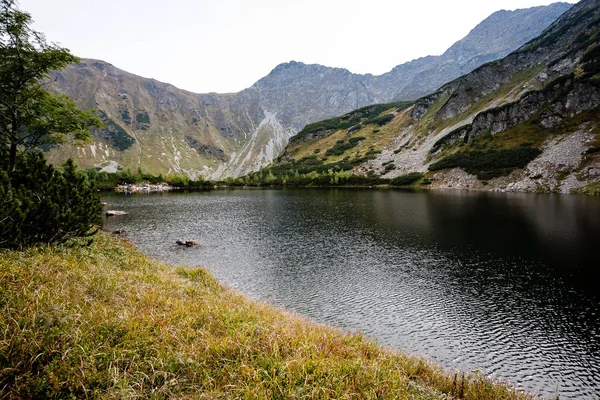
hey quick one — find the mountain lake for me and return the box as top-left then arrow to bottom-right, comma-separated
101,188 -> 600,399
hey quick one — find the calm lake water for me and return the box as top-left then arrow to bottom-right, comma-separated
102,188 -> 600,399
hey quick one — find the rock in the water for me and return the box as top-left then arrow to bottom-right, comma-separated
105,210 -> 127,216
176,240 -> 199,247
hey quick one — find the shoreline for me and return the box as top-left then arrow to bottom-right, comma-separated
0,231 -> 534,399
114,182 -> 175,193
108,182 -> 597,197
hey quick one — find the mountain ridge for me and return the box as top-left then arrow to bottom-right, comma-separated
274,0 -> 600,194
47,2 -> 573,179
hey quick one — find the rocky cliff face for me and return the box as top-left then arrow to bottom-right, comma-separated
380,2 -> 573,101
279,0 -> 600,194
48,3 -> 571,179
248,2 -> 572,126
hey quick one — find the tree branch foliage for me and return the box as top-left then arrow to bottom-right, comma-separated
0,0 -> 102,248
0,0 -> 101,170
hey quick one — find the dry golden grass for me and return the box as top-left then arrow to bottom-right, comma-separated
0,232 -> 533,399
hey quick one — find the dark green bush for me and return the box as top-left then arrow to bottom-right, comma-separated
585,146 -> 600,154
429,148 -> 542,179
363,114 -> 394,126
120,109 -> 131,124
390,172 -> 424,186
0,153 -> 101,249
324,137 -> 365,156
136,112 -> 150,124
97,118 -> 135,151
581,41 -> 600,77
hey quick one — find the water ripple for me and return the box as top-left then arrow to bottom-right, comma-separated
102,189 -> 600,399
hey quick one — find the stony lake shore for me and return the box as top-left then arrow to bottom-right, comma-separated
114,183 -> 174,193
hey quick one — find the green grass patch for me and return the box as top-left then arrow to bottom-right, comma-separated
471,124 -> 545,151
572,181 -> 600,195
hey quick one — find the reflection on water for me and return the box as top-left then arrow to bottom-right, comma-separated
102,188 -> 600,399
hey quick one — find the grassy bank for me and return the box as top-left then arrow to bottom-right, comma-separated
0,233 -> 532,399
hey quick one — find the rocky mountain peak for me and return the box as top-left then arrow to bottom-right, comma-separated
442,3 -> 572,66
254,61 -> 355,89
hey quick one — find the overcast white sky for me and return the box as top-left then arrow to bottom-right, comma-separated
19,0 -> 578,94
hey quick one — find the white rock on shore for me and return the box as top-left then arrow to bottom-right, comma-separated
115,183 -> 174,193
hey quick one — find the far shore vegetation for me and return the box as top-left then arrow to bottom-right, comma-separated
84,166 -> 428,190
84,158 -> 431,190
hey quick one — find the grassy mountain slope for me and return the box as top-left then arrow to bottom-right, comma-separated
47,60 -> 276,180
274,0 -> 600,194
